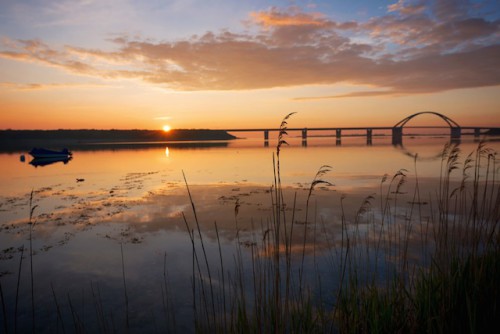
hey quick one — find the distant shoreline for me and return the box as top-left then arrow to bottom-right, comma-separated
0,129 -> 237,152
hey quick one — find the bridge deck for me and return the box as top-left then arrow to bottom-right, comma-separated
222,111 -> 499,144
221,126 -> 499,145
223,126 -> 496,132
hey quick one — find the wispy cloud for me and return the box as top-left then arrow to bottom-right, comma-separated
293,90 -> 396,101
153,116 -> 172,121
250,6 -> 334,28
1,1 -> 498,97
0,81 -> 108,91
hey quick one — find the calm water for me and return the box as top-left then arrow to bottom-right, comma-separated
0,135 -> 498,332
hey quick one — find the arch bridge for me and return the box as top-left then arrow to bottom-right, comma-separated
222,111 -> 498,146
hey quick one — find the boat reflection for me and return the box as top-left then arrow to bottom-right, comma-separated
29,156 -> 72,167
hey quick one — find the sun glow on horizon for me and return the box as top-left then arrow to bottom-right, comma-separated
162,125 -> 172,132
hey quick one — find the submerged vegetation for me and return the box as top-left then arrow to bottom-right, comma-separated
1,114 -> 499,333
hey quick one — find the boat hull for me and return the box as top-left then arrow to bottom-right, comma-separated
29,148 -> 72,159
30,156 -> 72,167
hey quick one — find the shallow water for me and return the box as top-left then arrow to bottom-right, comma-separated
0,135 -> 498,332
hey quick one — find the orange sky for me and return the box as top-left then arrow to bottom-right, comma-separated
0,1 -> 499,130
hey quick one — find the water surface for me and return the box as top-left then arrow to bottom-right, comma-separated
0,135 -> 497,332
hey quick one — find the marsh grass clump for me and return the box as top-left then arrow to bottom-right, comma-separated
412,249 -> 500,333
334,141 -> 500,334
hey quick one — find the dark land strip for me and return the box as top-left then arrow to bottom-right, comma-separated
0,129 -> 237,152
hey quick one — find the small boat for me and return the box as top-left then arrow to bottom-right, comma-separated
30,156 -> 72,167
29,148 -> 72,159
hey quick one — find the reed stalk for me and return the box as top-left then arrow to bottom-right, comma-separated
182,171 -> 217,330
120,243 -> 129,332
14,244 -> 24,334
28,190 -> 38,334
50,283 -> 66,334
0,280 -> 7,334
214,221 -> 227,332
162,252 -> 177,333
90,281 -> 109,334
67,291 -> 87,334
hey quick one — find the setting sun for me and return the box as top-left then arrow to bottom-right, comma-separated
162,125 -> 171,132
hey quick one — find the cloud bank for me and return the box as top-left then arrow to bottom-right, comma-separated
1,0 -> 499,97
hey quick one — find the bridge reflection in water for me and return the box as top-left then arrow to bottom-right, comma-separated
224,111 -> 499,147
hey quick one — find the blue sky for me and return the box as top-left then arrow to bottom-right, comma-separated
0,1 -> 392,45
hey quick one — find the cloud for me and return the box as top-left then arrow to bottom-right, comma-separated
293,90 -> 395,100
0,1 -> 498,97
250,6 -> 333,28
153,116 -> 172,121
388,0 -> 426,16
0,39 -> 98,74
367,0 -> 499,51
0,81 -> 108,91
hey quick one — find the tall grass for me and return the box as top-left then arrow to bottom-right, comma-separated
180,115 -> 499,333
180,112 -> 336,332
29,190 -> 38,334
334,141 -> 500,333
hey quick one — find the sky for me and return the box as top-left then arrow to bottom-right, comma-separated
0,0 -> 499,130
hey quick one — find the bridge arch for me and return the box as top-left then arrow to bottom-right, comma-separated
392,111 -> 461,146
393,111 -> 461,128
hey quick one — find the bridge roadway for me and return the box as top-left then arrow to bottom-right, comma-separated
223,126 -> 499,143
222,112 -> 500,145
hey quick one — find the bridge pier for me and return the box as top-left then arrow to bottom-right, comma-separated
451,127 -> 461,139
335,129 -> 341,145
302,128 -> 308,140
302,128 -> 307,146
264,130 -> 269,141
474,128 -> 481,137
392,127 -> 403,146
367,129 -> 372,145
